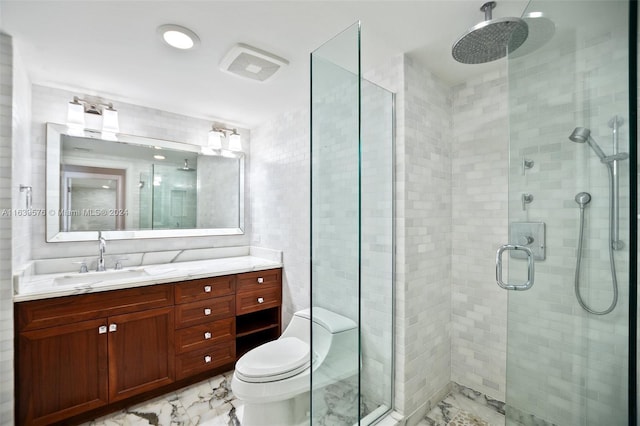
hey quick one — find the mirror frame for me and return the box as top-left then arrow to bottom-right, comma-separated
46,123 -> 245,242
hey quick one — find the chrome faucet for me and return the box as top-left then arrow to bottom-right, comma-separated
97,232 -> 107,272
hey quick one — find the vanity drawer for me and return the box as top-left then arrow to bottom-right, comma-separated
175,342 -> 235,380
236,286 -> 281,315
17,284 -> 174,331
175,318 -> 235,354
175,295 -> 235,329
174,275 -> 235,304
236,269 -> 281,293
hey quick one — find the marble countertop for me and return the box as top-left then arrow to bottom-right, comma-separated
14,253 -> 282,302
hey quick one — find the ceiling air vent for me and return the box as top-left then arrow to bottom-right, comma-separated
220,43 -> 289,82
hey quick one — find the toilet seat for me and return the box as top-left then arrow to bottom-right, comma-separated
235,337 -> 311,383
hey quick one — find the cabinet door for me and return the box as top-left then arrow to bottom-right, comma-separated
17,319 -> 108,426
108,306 -> 174,402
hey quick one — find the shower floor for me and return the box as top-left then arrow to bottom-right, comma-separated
419,383 -> 505,426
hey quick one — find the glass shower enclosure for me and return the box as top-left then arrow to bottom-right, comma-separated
502,1 -> 634,424
310,22 -> 394,425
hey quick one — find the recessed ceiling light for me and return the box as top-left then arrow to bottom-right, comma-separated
101,185 -> 110,189
157,24 -> 200,50
154,154 -> 166,160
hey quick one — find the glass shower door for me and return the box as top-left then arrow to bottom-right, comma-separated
503,1 -> 631,425
310,21 -> 394,426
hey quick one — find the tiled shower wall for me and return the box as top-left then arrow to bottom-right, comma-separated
29,84 -> 251,259
450,69 -> 509,402
366,54 -> 453,421
505,6 -> 629,424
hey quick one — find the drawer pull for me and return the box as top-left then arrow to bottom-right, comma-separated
204,285 -> 211,293
204,355 -> 212,364
204,308 -> 212,316
204,332 -> 212,340
109,323 -> 117,332
257,277 -> 264,284
98,325 -> 107,334
257,297 -> 264,304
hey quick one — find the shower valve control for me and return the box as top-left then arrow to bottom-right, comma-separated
518,235 -> 534,245
510,222 -> 545,261
521,193 -> 534,211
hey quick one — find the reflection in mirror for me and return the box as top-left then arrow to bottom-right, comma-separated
60,165 -> 125,231
47,123 -> 245,242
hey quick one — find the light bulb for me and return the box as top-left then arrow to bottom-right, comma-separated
102,108 -> 119,133
208,129 -> 223,149
228,132 -> 242,152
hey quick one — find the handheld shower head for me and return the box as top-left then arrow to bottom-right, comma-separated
574,192 -> 591,209
569,127 -> 590,143
568,127 -> 607,162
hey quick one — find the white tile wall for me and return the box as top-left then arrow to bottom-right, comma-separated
504,9 -> 630,424
251,107 -> 310,325
450,69 -> 509,402
0,32 -> 15,426
367,53 -> 454,422
399,55 -> 453,421
29,84 -> 251,259
11,47 -> 32,270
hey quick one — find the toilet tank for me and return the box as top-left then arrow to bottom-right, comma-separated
281,308 -> 357,361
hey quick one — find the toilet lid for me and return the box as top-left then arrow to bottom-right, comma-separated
235,337 -> 311,383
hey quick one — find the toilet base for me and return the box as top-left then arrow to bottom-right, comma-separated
241,392 -> 309,426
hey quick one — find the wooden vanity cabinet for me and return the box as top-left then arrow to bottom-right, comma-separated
16,285 -> 174,426
174,275 -> 236,380
235,269 -> 282,358
17,318 -> 109,426
107,306 -> 174,402
15,268 -> 282,426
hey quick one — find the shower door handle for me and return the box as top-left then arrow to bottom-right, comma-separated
496,244 -> 535,291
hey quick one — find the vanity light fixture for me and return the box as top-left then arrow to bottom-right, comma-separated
207,127 -> 224,150
209,125 -> 242,152
228,130 -> 242,152
157,24 -> 200,50
67,96 -> 120,136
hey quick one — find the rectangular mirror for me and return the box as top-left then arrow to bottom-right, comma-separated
46,123 -> 245,242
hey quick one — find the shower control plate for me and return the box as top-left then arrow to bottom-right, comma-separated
510,222 -> 545,260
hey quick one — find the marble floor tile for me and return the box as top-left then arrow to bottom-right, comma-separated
423,383 -> 505,426
81,373 -> 238,426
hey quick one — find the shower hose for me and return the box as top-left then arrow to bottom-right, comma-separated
574,167 -> 619,315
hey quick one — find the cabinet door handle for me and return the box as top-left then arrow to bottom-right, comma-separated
204,332 -> 212,340
204,355 -> 212,364
257,297 -> 264,304
257,277 -> 264,284
204,285 -> 211,293
109,323 -> 117,332
98,325 -> 107,334
204,308 -> 211,316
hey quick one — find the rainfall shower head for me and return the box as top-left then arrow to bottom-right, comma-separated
507,11 -> 555,59
568,127 -> 607,162
178,159 -> 195,171
452,1 -> 529,64
574,192 -> 591,209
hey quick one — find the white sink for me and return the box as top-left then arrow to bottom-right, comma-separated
53,269 -> 148,287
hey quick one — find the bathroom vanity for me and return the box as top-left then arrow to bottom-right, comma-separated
14,263 -> 282,426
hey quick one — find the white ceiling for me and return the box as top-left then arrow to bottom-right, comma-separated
0,0 -> 530,128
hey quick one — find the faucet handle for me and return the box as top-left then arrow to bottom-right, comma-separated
72,261 -> 89,273
113,258 -> 129,270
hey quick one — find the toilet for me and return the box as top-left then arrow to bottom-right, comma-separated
231,307 -> 358,426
